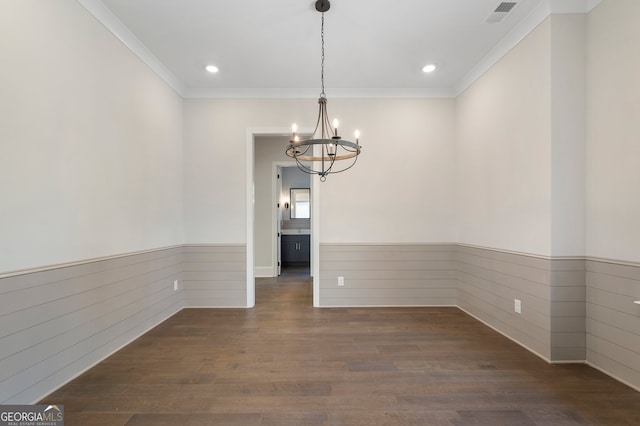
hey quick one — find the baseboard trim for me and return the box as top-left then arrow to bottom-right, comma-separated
457,306 -> 552,364
184,306 -> 251,309
586,361 -> 640,393
29,306 -> 183,404
254,267 -> 274,278
182,243 -> 246,248
319,304 -> 458,308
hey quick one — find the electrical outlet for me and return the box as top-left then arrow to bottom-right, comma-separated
338,276 -> 344,287
514,299 -> 521,314
173,280 -> 179,291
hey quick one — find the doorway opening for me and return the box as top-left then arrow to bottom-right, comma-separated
247,129 -> 320,308
277,166 -> 311,278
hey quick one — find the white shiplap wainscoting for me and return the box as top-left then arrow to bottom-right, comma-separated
0,247 -> 183,404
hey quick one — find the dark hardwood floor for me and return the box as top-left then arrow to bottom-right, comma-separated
41,266 -> 640,425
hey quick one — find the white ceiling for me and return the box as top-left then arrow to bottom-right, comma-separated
82,0 -> 599,97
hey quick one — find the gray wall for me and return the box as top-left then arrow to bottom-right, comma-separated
457,246 -> 554,359
586,259 -> 640,390
319,244 -> 457,307
3,243 -> 640,404
281,166 -> 311,227
550,258 -> 586,361
457,245 -> 586,362
0,247 -> 183,404
182,245 -> 247,307
254,136 -> 292,273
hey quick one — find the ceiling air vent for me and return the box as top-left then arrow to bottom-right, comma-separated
486,2 -> 517,24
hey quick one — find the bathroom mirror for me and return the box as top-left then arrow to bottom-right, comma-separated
290,188 -> 310,219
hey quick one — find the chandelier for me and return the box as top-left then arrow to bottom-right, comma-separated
286,0 -> 361,182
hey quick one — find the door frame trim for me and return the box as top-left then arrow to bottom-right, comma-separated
247,128 -> 320,307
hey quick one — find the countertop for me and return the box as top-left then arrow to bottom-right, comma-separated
281,229 -> 311,235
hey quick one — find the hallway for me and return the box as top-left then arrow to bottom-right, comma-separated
41,270 -> 640,425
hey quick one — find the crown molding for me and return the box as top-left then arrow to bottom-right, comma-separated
587,0 -> 603,11
182,87 -> 455,99
550,0 -> 602,13
454,0 -> 601,97
78,0 -> 600,100
76,0 -> 186,96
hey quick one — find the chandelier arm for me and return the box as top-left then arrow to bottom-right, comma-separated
331,155 -> 358,174
285,142 -> 312,159
324,106 -> 334,139
321,139 -> 326,173
294,158 -> 317,175
339,145 -> 360,154
323,154 -> 358,175
292,154 -> 334,178
291,154 -> 357,176
322,146 -> 337,174
298,144 -> 312,156
321,137 -> 337,174
311,99 -> 324,139
320,155 -> 357,176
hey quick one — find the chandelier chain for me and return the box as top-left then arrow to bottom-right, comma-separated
320,12 -> 325,98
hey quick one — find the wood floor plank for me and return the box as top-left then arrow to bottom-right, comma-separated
125,413 -> 262,426
40,266 -> 640,425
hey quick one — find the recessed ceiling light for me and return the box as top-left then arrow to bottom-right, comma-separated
205,65 -> 219,73
422,64 -> 436,73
